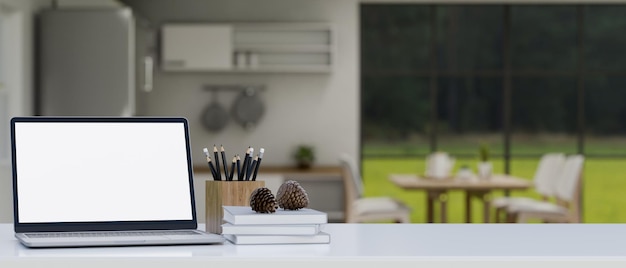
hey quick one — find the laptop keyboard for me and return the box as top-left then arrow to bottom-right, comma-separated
24,230 -> 202,238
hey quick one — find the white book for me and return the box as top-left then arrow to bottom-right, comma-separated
221,223 -> 323,235
224,232 -> 330,245
223,206 -> 328,225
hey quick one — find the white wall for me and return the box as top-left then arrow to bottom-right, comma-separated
0,0 -> 48,223
125,0 -> 360,168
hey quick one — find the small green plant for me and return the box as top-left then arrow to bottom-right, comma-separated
293,145 -> 315,169
479,144 -> 490,162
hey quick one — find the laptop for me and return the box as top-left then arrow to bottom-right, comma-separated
10,117 -> 225,248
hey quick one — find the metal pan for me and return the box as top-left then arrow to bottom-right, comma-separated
201,91 -> 229,132
232,87 -> 265,130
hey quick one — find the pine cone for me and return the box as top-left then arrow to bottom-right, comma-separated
249,187 -> 277,213
276,180 -> 309,210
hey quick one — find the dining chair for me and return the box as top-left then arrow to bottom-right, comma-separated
491,153 -> 566,222
507,154 -> 585,223
339,154 -> 411,223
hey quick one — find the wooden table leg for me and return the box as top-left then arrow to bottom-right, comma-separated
427,191 -> 447,223
439,192 -> 448,223
467,191 -> 492,223
426,191 -> 435,223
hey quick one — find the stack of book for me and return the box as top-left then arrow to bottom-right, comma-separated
221,206 -> 330,245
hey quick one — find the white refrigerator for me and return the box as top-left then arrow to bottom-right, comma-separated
36,7 -> 153,116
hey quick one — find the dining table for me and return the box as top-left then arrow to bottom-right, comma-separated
389,174 -> 532,223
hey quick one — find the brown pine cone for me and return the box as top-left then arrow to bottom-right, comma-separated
276,180 -> 309,210
249,187 -> 277,213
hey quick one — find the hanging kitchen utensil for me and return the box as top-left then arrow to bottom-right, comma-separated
201,90 -> 229,132
232,87 -> 265,131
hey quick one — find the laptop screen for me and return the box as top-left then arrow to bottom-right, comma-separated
11,117 -> 197,232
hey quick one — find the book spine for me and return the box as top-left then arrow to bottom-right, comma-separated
221,225 -> 321,235
224,233 -> 330,245
224,215 -> 327,225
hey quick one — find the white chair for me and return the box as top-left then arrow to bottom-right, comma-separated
339,154 -> 411,223
507,154 -> 585,223
491,153 -> 566,222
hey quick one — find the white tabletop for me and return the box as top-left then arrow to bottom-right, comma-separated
2,223 -> 626,267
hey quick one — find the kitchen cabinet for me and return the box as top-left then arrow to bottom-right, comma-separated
161,23 -> 333,73
161,24 -> 233,71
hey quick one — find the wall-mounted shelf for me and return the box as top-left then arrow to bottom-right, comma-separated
161,22 -> 334,74
161,24 -> 233,71
234,44 -> 331,53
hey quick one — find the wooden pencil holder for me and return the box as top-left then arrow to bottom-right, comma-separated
205,180 -> 265,234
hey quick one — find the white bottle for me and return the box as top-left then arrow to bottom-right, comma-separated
235,51 -> 247,68
248,52 -> 259,69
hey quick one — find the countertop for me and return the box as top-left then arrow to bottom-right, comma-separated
2,223 -> 626,267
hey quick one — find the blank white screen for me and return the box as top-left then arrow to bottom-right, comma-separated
14,121 -> 194,223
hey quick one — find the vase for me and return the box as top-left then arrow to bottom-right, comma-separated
297,160 -> 313,169
205,180 -> 265,234
478,162 -> 492,180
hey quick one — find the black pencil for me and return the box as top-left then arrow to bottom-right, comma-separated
239,147 -> 251,181
228,156 -> 236,181
251,148 -> 264,181
247,155 -> 258,181
220,145 -> 229,181
236,155 -> 242,181
213,145 -> 221,180
245,148 -> 254,180
208,157 -> 219,181
203,148 -> 219,181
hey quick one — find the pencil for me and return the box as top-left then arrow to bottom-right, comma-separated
245,148 -> 254,180
251,148 -> 264,181
239,147 -> 251,181
228,156 -> 236,181
220,145 -> 229,181
208,157 -> 219,181
247,155 -> 258,181
213,145 -> 221,180
236,155 -> 242,181
203,148 -> 218,181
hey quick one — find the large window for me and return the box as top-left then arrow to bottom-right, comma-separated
361,4 -> 626,223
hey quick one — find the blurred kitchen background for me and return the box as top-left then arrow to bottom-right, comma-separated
2,0 -> 626,224
0,0 -> 358,223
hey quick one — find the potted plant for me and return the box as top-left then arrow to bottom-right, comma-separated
477,144 -> 492,180
293,145 -> 315,169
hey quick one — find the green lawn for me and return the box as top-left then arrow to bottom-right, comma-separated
361,157 -> 626,223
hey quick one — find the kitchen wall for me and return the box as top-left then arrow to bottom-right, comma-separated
123,0 -> 360,168
0,0 -> 49,223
